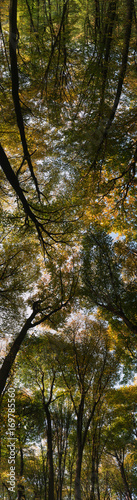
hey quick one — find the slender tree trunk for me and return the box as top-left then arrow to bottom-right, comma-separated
17,445 -> 26,500
58,451 -> 63,500
75,445 -> 83,500
0,310 -> 36,396
9,0 -> 40,198
98,0 -> 117,119
90,437 -> 96,500
119,462 -> 132,500
74,398 -> 99,500
115,453 -> 132,500
74,398 -> 84,500
45,406 -> 54,500
96,459 -> 100,500
42,376 -> 55,500
42,453 -> 47,500
90,424 -> 100,500
0,143 -> 42,242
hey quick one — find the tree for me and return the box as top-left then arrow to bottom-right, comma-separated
53,315 -> 120,500
0,259 -> 77,396
0,0 -> 137,497
102,385 -> 137,500
13,332 -> 75,500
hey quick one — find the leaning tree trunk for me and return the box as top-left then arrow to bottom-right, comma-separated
0,310 -> 36,397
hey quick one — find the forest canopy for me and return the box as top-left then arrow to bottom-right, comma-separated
0,0 -> 137,499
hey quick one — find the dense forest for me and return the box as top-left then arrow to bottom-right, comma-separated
0,0 -> 137,498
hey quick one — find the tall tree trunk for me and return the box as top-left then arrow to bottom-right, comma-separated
119,461 -> 132,500
9,0 -> 40,198
0,144 -> 42,243
75,445 -> 83,500
42,375 -> 55,500
74,397 -> 99,500
17,445 -> 26,500
0,310 -> 36,396
96,458 -> 100,500
46,406 -> 55,500
75,398 -> 84,500
115,452 -> 132,500
90,435 -> 96,500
